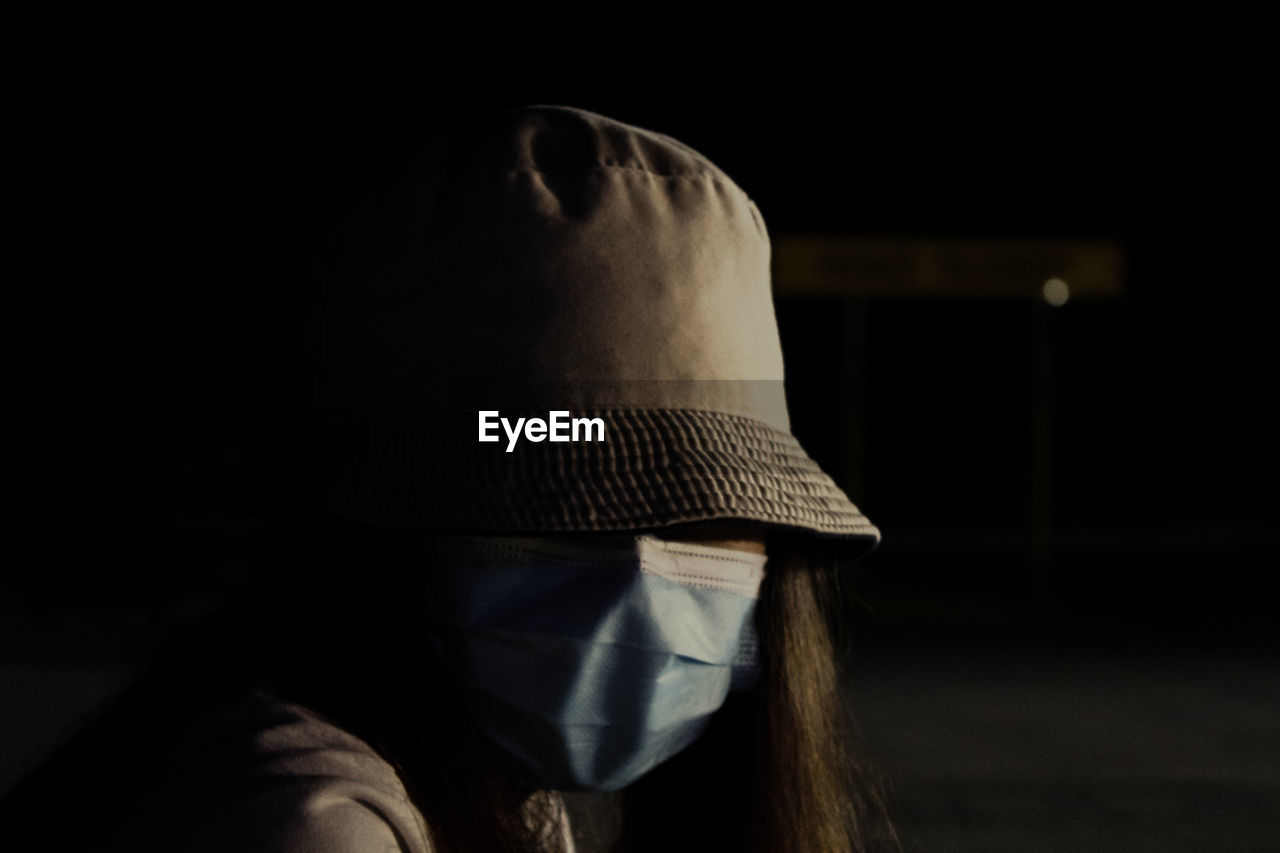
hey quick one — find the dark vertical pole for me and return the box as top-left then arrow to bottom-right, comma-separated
1029,294 -> 1055,607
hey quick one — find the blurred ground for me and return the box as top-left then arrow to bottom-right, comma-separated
846,637 -> 1280,853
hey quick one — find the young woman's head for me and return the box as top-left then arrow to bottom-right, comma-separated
256,105 -> 896,851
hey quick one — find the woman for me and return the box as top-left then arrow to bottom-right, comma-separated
1,105 -> 897,852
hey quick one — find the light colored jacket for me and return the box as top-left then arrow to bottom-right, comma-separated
175,691 -> 575,853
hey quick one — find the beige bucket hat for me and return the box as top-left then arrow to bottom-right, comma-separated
286,105 -> 879,556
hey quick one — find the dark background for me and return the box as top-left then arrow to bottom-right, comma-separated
53,70 -> 1274,631
7,57 -> 1276,850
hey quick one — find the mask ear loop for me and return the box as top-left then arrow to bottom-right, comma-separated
729,612 -> 760,692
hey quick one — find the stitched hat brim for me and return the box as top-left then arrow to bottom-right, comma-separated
283,408 -> 880,559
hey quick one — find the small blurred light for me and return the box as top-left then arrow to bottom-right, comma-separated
1042,277 -> 1069,306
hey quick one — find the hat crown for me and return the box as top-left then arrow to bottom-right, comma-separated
310,105 -> 787,428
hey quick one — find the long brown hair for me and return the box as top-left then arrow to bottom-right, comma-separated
610,543 -> 901,853
752,546 -> 901,853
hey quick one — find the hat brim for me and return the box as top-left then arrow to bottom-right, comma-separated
284,408 -> 880,560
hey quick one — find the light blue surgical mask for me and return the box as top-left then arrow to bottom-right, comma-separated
421,533 -> 767,791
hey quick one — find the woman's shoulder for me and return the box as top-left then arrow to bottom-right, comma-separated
169,689 -> 437,852
182,691 -> 580,853
1,686 -> 438,852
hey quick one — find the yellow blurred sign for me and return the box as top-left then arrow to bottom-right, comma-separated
773,235 -> 1124,300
